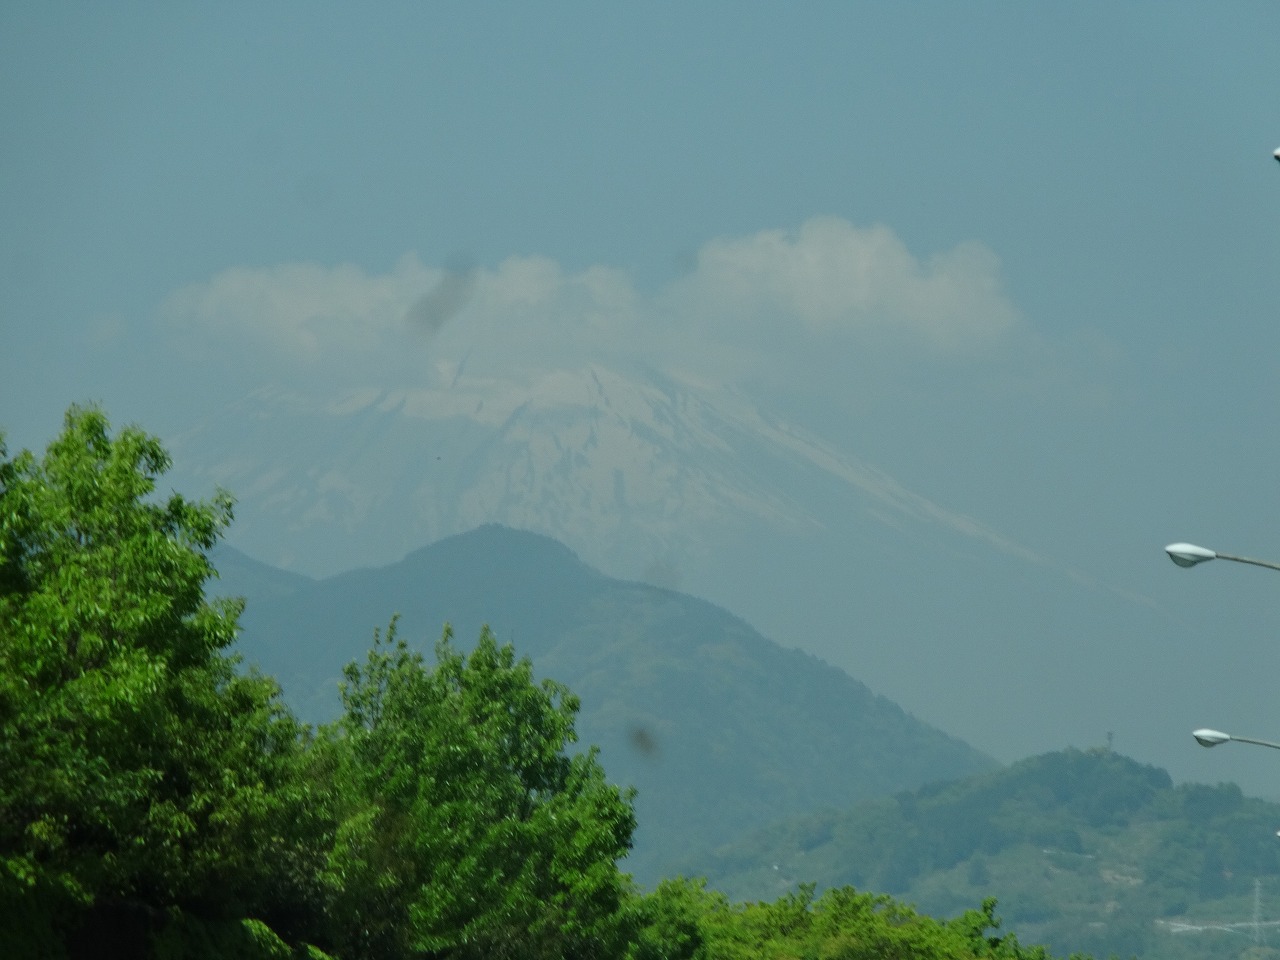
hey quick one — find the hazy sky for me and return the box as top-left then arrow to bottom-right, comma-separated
5,4 -> 1280,786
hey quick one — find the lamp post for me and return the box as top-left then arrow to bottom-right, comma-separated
1165,543 -> 1280,573
1194,730 -> 1280,839
1193,728 -> 1280,751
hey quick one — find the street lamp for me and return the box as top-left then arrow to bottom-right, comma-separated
1165,542 -> 1280,573
1193,728 -> 1280,751
1193,729 -> 1280,839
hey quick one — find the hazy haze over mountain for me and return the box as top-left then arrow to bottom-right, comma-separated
5,5 -> 1280,800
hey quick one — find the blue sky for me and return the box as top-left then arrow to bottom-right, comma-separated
5,3 -> 1280,784
5,5 -> 1278,429
6,1 -> 1275,541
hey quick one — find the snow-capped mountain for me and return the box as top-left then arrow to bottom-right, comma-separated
169,363 -> 1038,584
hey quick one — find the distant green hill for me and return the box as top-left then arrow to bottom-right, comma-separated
214,524 -> 995,885
697,747 -> 1280,960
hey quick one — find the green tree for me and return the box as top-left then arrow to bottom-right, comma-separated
0,406 -> 325,954
623,878 -> 711,960
324,618 -> 637,959
690,885 -> 1059,960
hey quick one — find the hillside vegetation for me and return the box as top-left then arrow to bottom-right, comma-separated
218,523 -> 995,883
700,747 -> 1280,960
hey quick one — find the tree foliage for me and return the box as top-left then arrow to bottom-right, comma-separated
0,407 -> 324,953
625,879 -> 1060,960
322,618 -> 637,959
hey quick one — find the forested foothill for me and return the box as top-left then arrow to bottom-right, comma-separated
1,407 -> 1073,958
216,520 -> 997,888
701,748 -> 1280,960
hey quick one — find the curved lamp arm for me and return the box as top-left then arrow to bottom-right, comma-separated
1166,543 -> 1280,573
1194,728 -> 1280,751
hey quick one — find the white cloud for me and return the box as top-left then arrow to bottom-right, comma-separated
666,217 -> 1019,350
160,253 -> 434,360
157,217 -> 1019,389
462,257 -> 639,347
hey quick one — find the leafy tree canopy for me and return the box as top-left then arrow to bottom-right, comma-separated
0,406 -> 324,951
322,617 -> 637,959
625,878 -> 1060,960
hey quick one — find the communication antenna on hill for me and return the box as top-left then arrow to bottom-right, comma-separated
1105,731 -> 1113,753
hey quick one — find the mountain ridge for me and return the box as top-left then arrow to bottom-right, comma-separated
218,523 -> 996,884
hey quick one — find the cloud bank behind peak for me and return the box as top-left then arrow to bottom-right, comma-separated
158,216 -> 1021,394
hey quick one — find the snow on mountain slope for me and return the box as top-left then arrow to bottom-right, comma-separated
169,363 -> 1041,581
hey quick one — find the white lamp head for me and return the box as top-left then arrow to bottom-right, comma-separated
1194,728 -> 1231,747
1166,543 -> 1218,568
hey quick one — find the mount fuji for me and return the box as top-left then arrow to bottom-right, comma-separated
166,363 -> 1215,789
